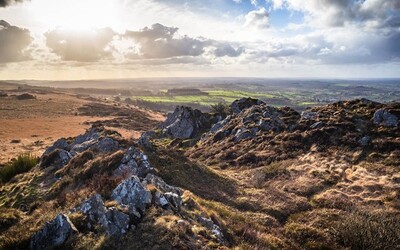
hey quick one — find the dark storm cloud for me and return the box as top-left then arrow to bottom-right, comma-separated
45,28 -> 116,62
0,0 -> 28,7
0,20 -> 32,63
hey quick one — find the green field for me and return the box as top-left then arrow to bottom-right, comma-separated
134,90 -> 277,106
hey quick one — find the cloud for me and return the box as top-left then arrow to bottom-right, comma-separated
0,20 -> 32,63
214,43 -> 244,57
283,0 -> 400,29
123,23 -> 209,59
244,8 -> 270,29
45,28 -> 116,62
0,0 -> 27,7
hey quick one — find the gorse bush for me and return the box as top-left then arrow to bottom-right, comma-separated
210,102 -> 230,117
0,154 -> 38,183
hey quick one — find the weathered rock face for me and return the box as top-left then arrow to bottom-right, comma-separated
30,214 -> 77,250
230,98 -> 264,114
43,138 -> 70,155
197,216 -> 224,243
39,149 -> 72,169
160,106 -> 215,139
143,174 -> 183,211
373,109 -> 399,127
39,126 -> 120,170
111,176 -> 152,218
138,131 -> 156,149
114,146 -> 155,178
77,194 -> 129,235
202,103 -> 296,143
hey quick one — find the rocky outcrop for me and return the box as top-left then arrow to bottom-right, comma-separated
77,194 -> 129,235
111,176 -> 152,218
202,103 -> 297,143
190,99 -> 400,168
39,149 -> 72,169
30,214 -> 77,250
138,131 -> 156,149
373,109 -> 398,127
230,98 -> 264,114
16,93 -> 36,100
160,106 -> 215,139
114,146 -> 155,178
39,126 -> 120,169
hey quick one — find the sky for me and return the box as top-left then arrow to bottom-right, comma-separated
0,0 -> 399,80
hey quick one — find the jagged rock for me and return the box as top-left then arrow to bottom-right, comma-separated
104,208 -> 130,235
143,174 -> 182,195
114,147 -> 154,178
138,131 -> 156,149
73,127 -> 102,145
373,109 -> 398,127
30,214 -> 77,250
39,149 -> 72,169
310,121 -> 325,129
43,138 -> 70,155
358,136 -> 371,147
230,98 -> 264,114
93,137 -> 119,153
153,191 -> 169,207
70,139 -> 98,154
259,117 -> 285,132
77,194 -> 130,235
209,115 -> 232,133
0,91 -> 7,97
234,129 -> 255,142
160,106 -> 214,139
197,217 -> 224,243
301,110 -> 318,120
111,176 -> 152,218
164,192 -> 182,211
79,194 -> 108,230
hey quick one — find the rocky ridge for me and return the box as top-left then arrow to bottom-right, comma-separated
13,126 -> 225,250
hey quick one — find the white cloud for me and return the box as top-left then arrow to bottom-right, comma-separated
244,8 -> 270,29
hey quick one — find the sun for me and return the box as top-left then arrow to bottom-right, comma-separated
30,0 -> 122,31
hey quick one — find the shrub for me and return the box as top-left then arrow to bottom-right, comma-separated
210,102 -> 230,117
0,154 -> 38,183
333,210 -> 400,250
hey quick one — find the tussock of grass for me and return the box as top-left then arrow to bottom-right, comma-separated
0,154 -> 38,183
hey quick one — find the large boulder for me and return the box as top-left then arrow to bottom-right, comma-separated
111,176 -> 152,218
43,138 -> 70,155
30,214 -> 77,250
373,109 -> 398,127
230,98 -> 264,114
160,106 -> 215,139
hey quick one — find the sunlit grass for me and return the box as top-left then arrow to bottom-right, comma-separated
0,154 -> 38,183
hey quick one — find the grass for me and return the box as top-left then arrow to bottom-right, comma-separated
0,154 -> 38,183
134,90 -> 278,106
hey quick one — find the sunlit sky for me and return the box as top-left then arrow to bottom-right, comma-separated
0,0 -> 399,80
